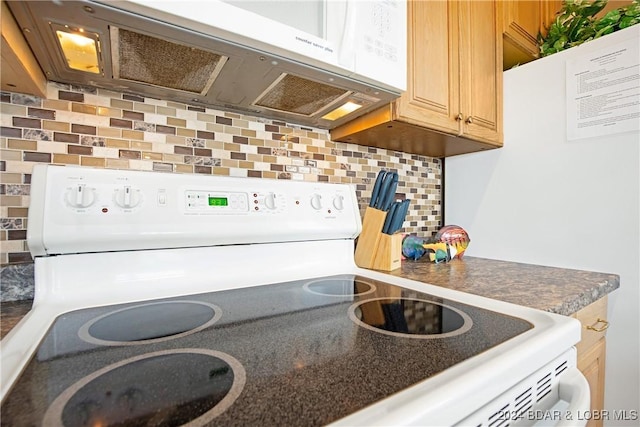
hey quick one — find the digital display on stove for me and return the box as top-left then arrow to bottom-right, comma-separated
208,196 -> 228,206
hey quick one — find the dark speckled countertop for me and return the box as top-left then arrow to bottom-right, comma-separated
391,256 -> 619,315
1,300 -> 33,339
0,256 -> 619,340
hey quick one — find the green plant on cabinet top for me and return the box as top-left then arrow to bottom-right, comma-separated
538,0 -> 640,56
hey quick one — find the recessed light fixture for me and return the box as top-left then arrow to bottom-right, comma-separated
56,29 -> 100,73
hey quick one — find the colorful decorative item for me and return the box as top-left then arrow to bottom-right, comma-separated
401,225 -> 471,263
434,225 -> 470,259
402,235 -> 428,260
422,242 -> 457,263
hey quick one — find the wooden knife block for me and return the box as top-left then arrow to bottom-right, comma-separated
355,207 -> 403,271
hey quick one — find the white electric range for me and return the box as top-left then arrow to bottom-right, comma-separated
0,164 -> 590,426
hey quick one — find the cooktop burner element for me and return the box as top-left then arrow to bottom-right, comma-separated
42,349 -> 245,427
349,297 -> 473,339
303,275 -> 376,297
78,301 -> 222,346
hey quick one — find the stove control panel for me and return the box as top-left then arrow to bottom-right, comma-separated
185,190 -> 249,213
28,165 -> 362,256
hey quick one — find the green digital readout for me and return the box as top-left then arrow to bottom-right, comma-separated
208,196 -> 228,207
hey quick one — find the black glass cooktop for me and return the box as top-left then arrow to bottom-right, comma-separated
1,275 -> 533,426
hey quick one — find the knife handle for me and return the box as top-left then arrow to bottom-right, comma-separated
370,170 -> 386,208
390,199 -> 410,234
379,172 -> 398,211
382,202 -> 398,234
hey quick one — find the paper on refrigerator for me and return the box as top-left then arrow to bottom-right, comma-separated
566,35 -> 639,140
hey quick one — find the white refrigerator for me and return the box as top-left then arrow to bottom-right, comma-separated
445,25 -> 639,426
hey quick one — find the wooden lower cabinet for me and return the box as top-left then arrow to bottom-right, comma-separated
578,337 -> 607,427
572,296 -> 609,427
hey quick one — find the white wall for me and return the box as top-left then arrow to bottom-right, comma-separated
445,26 -> 639,425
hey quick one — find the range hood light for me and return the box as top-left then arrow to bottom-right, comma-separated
322,101 -> 362,121
56,29 -> 100,73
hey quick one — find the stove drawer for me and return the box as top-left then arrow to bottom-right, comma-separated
455,348 -> 589,427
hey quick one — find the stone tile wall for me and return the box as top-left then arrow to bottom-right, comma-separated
0,82 -> 442,269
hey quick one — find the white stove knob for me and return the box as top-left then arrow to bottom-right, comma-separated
310,193 -> 323,210
333,195 -> 344,210
114,186 -> 141,209
264,192 -> 277,210
65,184 -> 95,208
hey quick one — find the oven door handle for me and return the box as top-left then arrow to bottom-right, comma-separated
556,367 -> 591,427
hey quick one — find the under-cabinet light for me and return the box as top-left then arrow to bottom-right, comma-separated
322,101 -> 362,121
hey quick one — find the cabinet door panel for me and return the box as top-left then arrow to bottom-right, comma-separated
573,296 -> 608,427
578,338 -> 606,427
459,0 -> 502,144
505,1 -> 542,55
543,0 -> 563,30
397,0 -> 459,135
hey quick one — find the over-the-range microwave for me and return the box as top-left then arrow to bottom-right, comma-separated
7,0 -> 406,129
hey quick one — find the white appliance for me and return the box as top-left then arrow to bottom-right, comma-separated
140,0 -> 407,90
445,26 -> 639,426
1,164 -> 589,426
6,0 -> 405,129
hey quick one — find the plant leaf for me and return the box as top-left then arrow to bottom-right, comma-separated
597,10 -> 621,28
619,16 -> 639,28
581,0 -> 608,18
595,25 -> 611,37
553,37 -> 568,50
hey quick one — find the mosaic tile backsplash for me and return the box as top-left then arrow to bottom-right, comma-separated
0,82 -> 442,270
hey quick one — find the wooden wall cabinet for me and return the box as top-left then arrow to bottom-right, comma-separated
501,1 -> 561,70
330,0 -> 503,158
1,0 -> 47,98
572,296 -> 609,427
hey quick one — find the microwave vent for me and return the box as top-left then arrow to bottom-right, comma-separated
254,74 -> 350,116
112,28 -> 227,94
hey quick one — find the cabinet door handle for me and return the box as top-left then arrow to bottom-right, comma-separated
465,116 -> 474,124
586,318 -> 609,332
456,113 -> 463,121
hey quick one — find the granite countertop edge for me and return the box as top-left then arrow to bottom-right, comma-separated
391,256 -> 620,317
546,279 -> 619,315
